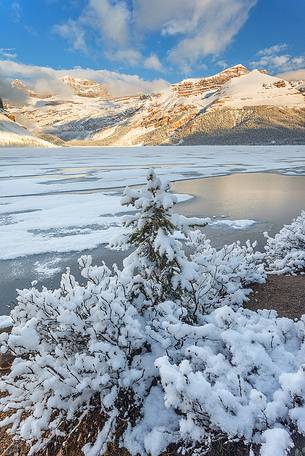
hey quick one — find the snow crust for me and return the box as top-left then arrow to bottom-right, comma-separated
211,219 -> 256,229
0,191 -> 190,259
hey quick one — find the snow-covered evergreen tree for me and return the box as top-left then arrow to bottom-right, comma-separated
112,169 -> 209,309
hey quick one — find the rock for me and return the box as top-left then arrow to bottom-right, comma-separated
274,80 -> 287,88
4,112 -> 16,122
0,352 -> 13,371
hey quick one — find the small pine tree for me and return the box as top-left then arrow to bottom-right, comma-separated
112,169 -> 209,307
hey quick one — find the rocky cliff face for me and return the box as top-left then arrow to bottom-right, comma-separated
60,76 -> 109,98
172,64 -> 248,97
93,69 -> 304,146
6,64 -> 305,146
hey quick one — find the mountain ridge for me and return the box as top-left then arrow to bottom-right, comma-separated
1,64 -> 305,147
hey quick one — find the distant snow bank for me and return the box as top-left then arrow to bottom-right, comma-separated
0,131 -> 54,147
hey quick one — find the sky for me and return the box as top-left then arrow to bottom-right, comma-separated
0,0 -> 305,96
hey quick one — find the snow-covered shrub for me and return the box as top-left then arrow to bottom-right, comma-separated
0,257 -> 145,453
188,231 -> 265,315
157,306 -> 305,456
0,169 -> 208,455
265,211 -> 305,274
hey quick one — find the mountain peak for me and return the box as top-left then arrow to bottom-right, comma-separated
60,75 -> 109,98
226,63 -> 248,71
11,79 -> 42,98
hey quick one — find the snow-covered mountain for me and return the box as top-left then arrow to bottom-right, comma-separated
4,65 -> 305,146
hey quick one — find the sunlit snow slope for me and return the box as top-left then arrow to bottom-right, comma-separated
0,111 -> 54,147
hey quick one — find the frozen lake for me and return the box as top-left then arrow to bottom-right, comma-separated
1,145 -> 305,314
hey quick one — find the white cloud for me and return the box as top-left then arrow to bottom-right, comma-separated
257,44 -> 288,57
167,0 -> 256,67
0,60 -> 169,99
54,0 -> 131,51
251,44 -> 305,72
216,60 -> 229,69
54,20 -> 87,52
11,1 -> 22,23
132,0 -> 189,34
85,0 -> 130,47
136,0 -> 257,68
107,48 -> 142,66
54,0 -> 256,71
277,69 -> 305,81
144,54 -> 165,72
107,49 -> 165,73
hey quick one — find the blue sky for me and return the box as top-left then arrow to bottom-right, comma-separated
0,0 -> 305,87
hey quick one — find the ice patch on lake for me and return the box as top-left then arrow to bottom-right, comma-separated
0,192 -> 191,259
34,258 -> 61,278
211,219 -> 256,229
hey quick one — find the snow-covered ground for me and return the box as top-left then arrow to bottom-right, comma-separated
218,70 -> 304,108
0,112 -> 54,148
1,145 -> 305,261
